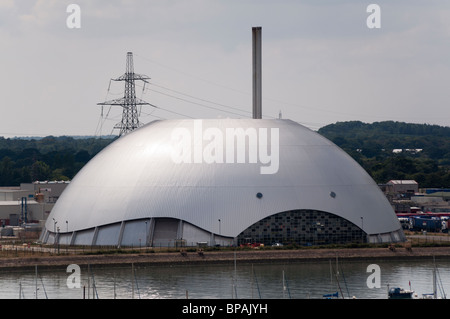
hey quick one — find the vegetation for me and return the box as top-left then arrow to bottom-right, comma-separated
0,120 -> 449,188
0,136 -> 116,186
318,121 -> 450,188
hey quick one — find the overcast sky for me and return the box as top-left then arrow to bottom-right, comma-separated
1,0 -> 450,137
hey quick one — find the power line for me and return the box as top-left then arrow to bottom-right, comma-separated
133,52 -> 342,119
146,87 -> 249,118
133,52 -> 347,122
99,71 -> 325,132
149,82 -> 252,116
133,52 -> 450,126
136,80 -> 279,119
146,102 -> 195,119
98,53 -> 368,132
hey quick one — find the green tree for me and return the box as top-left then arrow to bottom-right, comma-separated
0,156 -> 14,186
30,161 -> 51,181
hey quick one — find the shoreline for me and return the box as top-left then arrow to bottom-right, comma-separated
1,246 -> 450,271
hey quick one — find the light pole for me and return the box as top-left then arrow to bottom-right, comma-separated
218,219 -> 221,247
219,219 -> 221,235
66,220 -> 69,251
361,217 -> 364,243
145,221 -> 148,247
56,226 -> 60,254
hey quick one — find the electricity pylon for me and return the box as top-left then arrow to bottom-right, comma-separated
98,52 -> 150,136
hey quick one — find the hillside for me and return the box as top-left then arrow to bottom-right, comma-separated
318,121 -> 450,188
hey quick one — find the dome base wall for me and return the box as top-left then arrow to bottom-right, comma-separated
41,217 -> 235,248
40,211 -> 405,248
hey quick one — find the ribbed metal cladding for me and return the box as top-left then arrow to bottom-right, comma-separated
43,119 -> 404,245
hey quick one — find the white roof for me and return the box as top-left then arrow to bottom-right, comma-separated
46,119 -> 402,237
388,180 -> 418,185
0,200 -> 39,206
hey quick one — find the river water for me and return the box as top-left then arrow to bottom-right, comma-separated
2,258 -> 450,299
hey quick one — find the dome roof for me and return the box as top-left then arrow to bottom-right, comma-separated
43,119 -> 403,245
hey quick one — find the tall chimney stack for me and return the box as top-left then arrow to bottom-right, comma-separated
252,27 -> 262,119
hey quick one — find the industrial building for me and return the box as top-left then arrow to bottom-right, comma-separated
386,180 -> 419,195
0,181 -> 68,227
40,119 -> 405,247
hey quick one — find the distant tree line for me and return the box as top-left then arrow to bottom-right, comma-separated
0,136 -> 116,186
1,121 -> 449,188
318,121 -> 450,188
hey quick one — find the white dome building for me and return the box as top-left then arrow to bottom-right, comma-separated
41,119 -> 405,247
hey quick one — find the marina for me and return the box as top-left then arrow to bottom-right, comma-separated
1,256 -> 449,299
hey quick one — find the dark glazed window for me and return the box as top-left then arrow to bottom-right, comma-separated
237,210 -> 366,246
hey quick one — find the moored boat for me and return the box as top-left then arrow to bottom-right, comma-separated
388,287 -> 415,299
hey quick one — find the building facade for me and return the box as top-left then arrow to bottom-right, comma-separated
40,119 -> 405,247
0,181 -> 69,227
